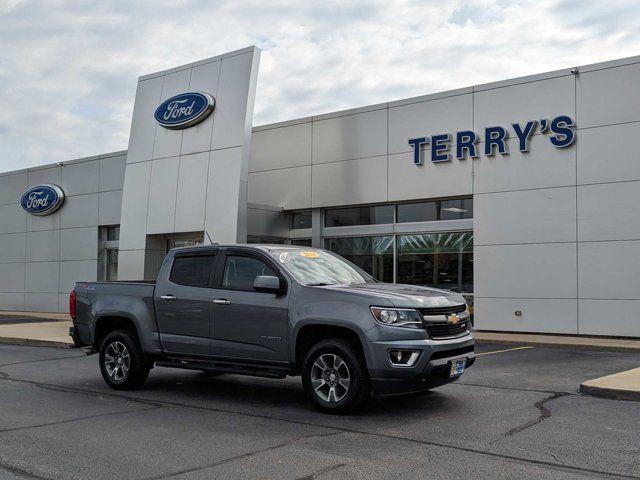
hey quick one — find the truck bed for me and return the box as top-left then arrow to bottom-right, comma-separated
73,281 -> 159,352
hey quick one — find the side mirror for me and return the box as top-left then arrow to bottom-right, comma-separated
253,275 -> 281,294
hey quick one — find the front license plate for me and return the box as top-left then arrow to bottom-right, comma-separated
449,359 -> 466,378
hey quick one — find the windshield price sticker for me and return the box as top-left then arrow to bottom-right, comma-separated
300,251 -> 320,259
278,252 -> 291,263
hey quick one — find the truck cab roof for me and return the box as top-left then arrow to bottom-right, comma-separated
169,244 -> 315,255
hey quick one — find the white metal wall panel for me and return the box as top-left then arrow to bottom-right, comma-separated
126,76 -> 163,164
578,181 -> 640,241
475,187 -> 576,245
577,61 -> 640,128
474,75 -> 575,130
249,122 -> 312,172
474,243 -> 577,299
174,152 -> 209,232
248,166 -> 312,210
474,298 -> 578,334
578,240 -> 640,300
312,109 -> 387,164
312,156 -> 388,207
577,122 -> 640,185
146,157 -> 179,234
388,151 -> 472,202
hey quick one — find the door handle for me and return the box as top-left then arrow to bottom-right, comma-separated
212,299 -> 231,305
160,294 -> 177,301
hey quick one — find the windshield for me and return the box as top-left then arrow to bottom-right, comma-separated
267,248 -> 373,286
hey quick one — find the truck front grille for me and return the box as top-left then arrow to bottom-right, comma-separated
425,320 -> 470,340
418,304 -> 466,316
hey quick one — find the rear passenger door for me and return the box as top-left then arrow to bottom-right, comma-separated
209,250 -> 290,362
154,251 -> 217,356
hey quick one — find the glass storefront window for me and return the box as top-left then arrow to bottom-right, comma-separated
291,238 -> 312,247
106,226 -> 120,241
325,205 -> 394,227
291,210 -> 312,229
106,249 -> 118,281
397,197 -> 473,223
396,232 -> 473,293
324,236 -> 394,283
440,198 -> 473,220
247,236 -> 287,244
397,201 -> 438,223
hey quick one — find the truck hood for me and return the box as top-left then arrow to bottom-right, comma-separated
319,282 -> 466,309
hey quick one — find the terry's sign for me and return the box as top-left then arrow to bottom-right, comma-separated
20,184 -> 65,216
409,115 -> 575,165
154,92 -> 215,130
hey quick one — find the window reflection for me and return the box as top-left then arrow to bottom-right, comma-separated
397,232 -> 473,293
324,236 -> 394,283
325,206 -> 394,227
291,210 -> 312,229
397,197 -> 472,223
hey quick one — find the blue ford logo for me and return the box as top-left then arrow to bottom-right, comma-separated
154,92 -> 215,130
20,184 -> 65,216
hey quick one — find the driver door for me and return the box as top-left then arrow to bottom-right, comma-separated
209,250 -> 290,361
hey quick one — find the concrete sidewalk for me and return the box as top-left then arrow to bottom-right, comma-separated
0,313 -> 73,348
580,368 -> 640,402
0,311 -> 70,322
475,331 -> 640,352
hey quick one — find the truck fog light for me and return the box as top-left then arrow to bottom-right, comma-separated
388,349 -> 420,367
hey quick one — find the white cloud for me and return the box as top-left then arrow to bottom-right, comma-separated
1,0 -> 639,172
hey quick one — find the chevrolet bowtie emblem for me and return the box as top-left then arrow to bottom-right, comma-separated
448,314 -> 461,324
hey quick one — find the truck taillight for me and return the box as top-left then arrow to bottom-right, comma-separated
69,290 -> 77,320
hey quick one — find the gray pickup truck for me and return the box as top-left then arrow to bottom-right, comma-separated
70,244 -> 475,413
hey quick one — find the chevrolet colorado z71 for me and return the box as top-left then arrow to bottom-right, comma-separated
70,245 -> 475,413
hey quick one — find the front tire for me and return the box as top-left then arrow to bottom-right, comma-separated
99,330 -> 150,390
302,338 -> 371,414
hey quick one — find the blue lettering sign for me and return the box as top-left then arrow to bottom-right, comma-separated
408,137 -> 428,165
409,114 -> 576,166
484,126 -> 508,156
154,92 -> 215,130
431,134 -> 451,162
20,185 -> 65,216
512,120 -> 537,152
549,115 -> 576,148
456,131 -> 478,160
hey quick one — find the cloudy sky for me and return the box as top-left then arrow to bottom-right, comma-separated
1,0 -> 639,173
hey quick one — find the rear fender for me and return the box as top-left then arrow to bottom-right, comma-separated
91,296 -> 161,355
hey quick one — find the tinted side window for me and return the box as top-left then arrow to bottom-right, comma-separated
170,256 -> 216,287
223,256 -> 276,291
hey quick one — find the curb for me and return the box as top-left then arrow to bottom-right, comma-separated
579,383 -> 640,402
475,336 -> 640,353
0,337 -> 73,349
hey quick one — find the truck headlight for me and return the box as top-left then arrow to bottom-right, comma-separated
370,307 -> 423,329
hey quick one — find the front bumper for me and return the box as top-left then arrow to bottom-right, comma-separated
367,333 -> 475,396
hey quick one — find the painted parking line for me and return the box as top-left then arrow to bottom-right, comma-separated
477,346 -> 534,356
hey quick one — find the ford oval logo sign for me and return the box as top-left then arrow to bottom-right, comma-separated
20,184 -> 65,216
154,92 -> 215,130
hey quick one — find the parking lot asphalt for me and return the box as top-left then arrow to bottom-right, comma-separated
0,342 -> 638,480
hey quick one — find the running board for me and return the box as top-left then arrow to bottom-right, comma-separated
156,358 -> 290,379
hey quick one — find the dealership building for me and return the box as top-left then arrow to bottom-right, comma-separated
0,46 -> 639,338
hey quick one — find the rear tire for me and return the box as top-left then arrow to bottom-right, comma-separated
99,330 -> 150,390
302,338 -> 371,414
